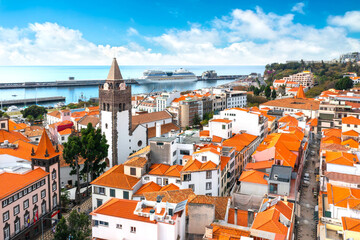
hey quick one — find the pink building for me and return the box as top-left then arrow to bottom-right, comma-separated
0,130 -> 61,240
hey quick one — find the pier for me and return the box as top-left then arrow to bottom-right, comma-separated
1,96 -> 66,107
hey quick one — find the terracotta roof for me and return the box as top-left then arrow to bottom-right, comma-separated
245,160 -> 274,170
182,159 -> 218,172
320,143 -> 348,152
239,170 -> 269,185
325,151 -> 359,166
86,106 -> 99,111
220,156 -> 231,171
0,140 -> 37,161
307,118 -> 318,127
159,183 -> 179,191
222,133 -> 258,152
325,172 -> 360,184
342,130 -> 359,136
342,217 -> 360,232
143,188 -> 196,204
47,110 -> 60,118
147,122 -> 179,138
341,138 -> 359,148
261,98 -> 319,110
33,130 -> 59,159
0,168 -> 49,199
323,128 -> 342,138
295,85 -> 306,99
124,157 -> 147,168
91,198 -> 157,224
128,145 -> 150,158
71,111 -> 87,119
212,135 -> 223,143
327,183 -> 360,209
322,135 -> 341,145
8,120 -> 28,131
148,164 -> 183,177
106,58 -> 123,80
132,111 -> 172,126
58,128 -> 72,136
211,223 -> 250,240
200,130 -> 210,137
133,182 -> 161,196
342,116 -> 360,125
210,119 -> 232,124
227,208 -> 248,227
189,195 -> 231,220
0,129 -> 30,143
90,165 -> 140,190
78,115 -> 100,127
24,127 -> 43,138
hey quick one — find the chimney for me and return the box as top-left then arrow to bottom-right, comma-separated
149,209 -> 155,221
204,225 -> 213,239
156,195 -> 162,214
247,209 -> 254,227
156,123 -> 161,138
284,196 -> 287,203
234,207 -> 238,226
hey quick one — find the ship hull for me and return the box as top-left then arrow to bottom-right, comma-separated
136,77 -> 197,84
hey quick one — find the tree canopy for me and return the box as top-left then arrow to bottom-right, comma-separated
335,77 -> 353,90
21,105 -> 47,119
54,210 -> 91,240
264,86 -> 271,99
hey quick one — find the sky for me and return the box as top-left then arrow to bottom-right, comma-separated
0,0 -> 359,65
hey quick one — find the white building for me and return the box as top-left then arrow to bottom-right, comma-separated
216,108 -> 267,139
142,164 -> 182,187
91,198 -> 186,240
99,58 -> 147,167
91,165 -> 142,209
156,91 -> 181,112
225,90 -> 247,108
207,119 -> 233,140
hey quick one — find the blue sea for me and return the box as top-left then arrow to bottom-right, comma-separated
0,65 -> 264,105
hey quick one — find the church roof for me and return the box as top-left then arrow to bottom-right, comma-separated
33,130 -> 59,159
296,85 -> 306,99
107,58 -> 123,80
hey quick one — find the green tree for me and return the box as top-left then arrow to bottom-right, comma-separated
253,87 -> 260,96
271,89 -> 277,99
192,113 -> 201,126
60,188 -> 71,210
67,210 -> 91,240
54,218 -> 70,240
80,123 -> 109,194
265,86 -> 271,99
21,105 -> 47,119
63,135 -> 82,203
335,77 -> 353,90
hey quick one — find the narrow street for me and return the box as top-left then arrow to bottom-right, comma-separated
296,136 -> 320,240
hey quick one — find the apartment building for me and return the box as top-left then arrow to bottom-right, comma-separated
156,91 -> 181,112
283,70 -> 314,87
179,99 -> 199,128
225,90 -> 247,108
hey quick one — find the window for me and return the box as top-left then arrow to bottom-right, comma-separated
94,187 -> 105,195
24,200 -> 29,209
116,224 -> 122,229
4,224 -> 10,240
156,177 -> 162,185
123,191 -> 129,200
173,151 -> 176,157
33,194 -> 38,204
206,182 -> 212,190
347,124 -> 350,127
189,184 -> 195,191
52,182 -> 57,191
41,201 -> 46,215
93,220 -> 99,227
14,205 -> 20,216
183,174 -> 191,181
130,226 -> 136,233
14,194 -> 18,201
163,178 -> 169,185
180,150 -> 190,155
99,221 -> 109,227
2,199 -> 8,208
24,212 -> 30,227
3,211 -> 9,222
130,167 -> 136,176
105,123 -> 108,129
96,199 -> 103,208
222,125 -> 226,129
53,194 -> 57,208
137,140 -> 142,147
202,156 -> 207,162
14,218 -> 20,234
19,191 -> 23,198
41,190 -> 46,199
168,209 -> 173,216
205,193 -> 212,196
206,171 -> 212,179
144,176 -> 150,181
61,137 -> 65,141
110,189 -> 116,197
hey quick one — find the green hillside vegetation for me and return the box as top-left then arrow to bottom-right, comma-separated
264,61 -> 360,98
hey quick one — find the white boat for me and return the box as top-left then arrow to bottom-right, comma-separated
137,68 -> 197,84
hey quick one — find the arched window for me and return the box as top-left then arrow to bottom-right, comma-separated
123,103 -> 126,110
103,103 -> 105,110
119,104 -> 122,112
107,103 -> 110,111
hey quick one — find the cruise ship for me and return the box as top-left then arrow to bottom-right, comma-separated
137,68 -> 197,84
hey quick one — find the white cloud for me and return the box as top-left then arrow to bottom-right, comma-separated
0,8 -> 359,66
291,2 -> 305,14
127,27 -> 139,36
328,11 -> 360,32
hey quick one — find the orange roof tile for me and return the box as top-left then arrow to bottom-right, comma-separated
90,165 -> 140,190
341,138 -> 359,149
210,119 -> 232,124
91,198 -> 156,224
8,120 -> 28,131
227,208 -> 248,227
295,85 -> 306,99
124,157 -> 147,168
159,183 -> 179,192
307,118 -> 318,127
147,122 -> 179,139
326,151 -> 359,166
47,110 -> 61,118
133,182 -> 161,196
342,217 -> 360,232
58,128 -> 72,136
182,159 -> 218,172
322,135 -> 341,145
211,223 -> 250,240
200,130 -> 210,137
327,183 -> 360,209
222,133 -> 258,152
0,168 -> 49,199
148,164 -> 183,177
342,130 -> 359,137
0,129 -> 30,143
323,128 -> 342,138
190,195 -> 231,220
220,156 -> 230,171
193,147 -> 220,155
343,116 -> 360,125
245,160 -> 274,170
33,130 -> 59,159
0,140 -> 37,161
261,98 -> 319,110
239,170 -> 269,185
212,135 -> 223,143
132,111 -> 172,126
143,188 -> 196,204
